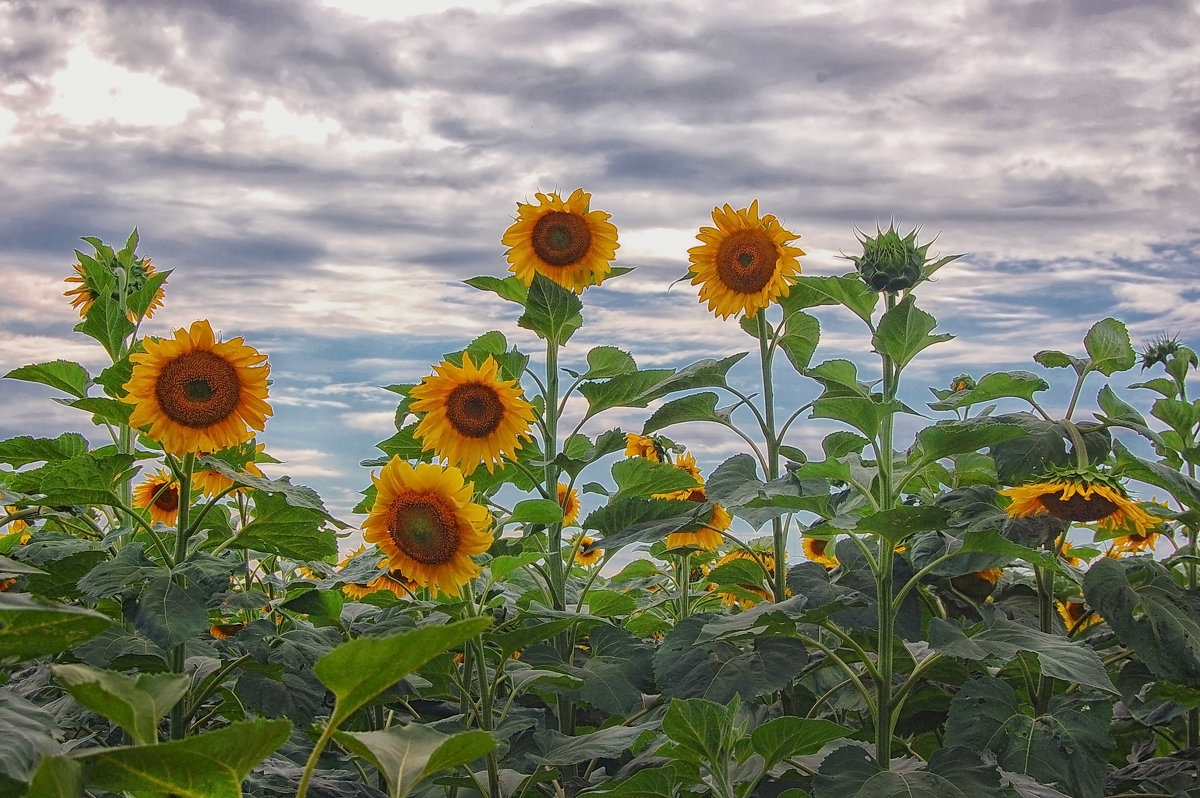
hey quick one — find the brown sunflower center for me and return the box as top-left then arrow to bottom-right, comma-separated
445,383 -> 504,439
155,350 -> 242,429
532,211 -> 592,266
153,485 -> 180,513
715,229 -> 780,294
810,539 -> 828,556
388,494 -> 461,565
1039,491 -> 1118,522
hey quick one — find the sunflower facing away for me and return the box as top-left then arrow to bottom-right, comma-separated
558,482 -> 581,526
64,257 -> 165,320
501,188 -> 620,293
133,470 -> 182,526
710,547 -> 778,609
665,502 -> 731,552
362,457 -> 493,597
409,352 -> 535,474
687,200 -> 805,320
625,433 -> 663,462
123,320 -> 271,456
1000,471 -> 1159,537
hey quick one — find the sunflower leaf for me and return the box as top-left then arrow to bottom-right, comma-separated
232,491 -> 339,559
0,592 -> 115,662
780,274 -> 880,325
0,433 -> 89,468
778,310 -> 821,373
751,716 -> 852,769
463,274 -> 527,305
334,725 -> 495,798
1113,438 -> 1200,508
609,457 -> 700,502
1083,317 -> 1136,376
508,498 -> 564,525
3,360 -> 91,399
565,346 -> 637,379
74,293 -> 136,360
51,664 -> 189,747
518,274 -> 583,345
0,690 -> 61,789
928,371 -> 1051,411
873,294 -> 953,370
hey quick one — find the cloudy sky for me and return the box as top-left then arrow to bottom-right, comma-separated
2,0 -> 1198,535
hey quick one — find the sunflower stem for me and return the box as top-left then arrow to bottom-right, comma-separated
1061,420 -> 1090,470
169,452 -> 195,741
1034,562 -> 1056,716
754,309 -> 787,605
874,291 -> 899,766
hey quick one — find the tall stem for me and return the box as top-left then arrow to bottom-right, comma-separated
169,453 -> 195,740
874,292 -> 899,765
755,311 -> 786,603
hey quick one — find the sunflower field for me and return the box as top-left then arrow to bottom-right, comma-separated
3,194 -> 1200,798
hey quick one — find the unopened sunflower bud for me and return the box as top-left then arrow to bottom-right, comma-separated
846,222 -> 933,293
950,374 -> 976,393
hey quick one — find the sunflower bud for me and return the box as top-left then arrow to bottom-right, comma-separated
1139,334 -> 1197,373
846,222 -> 933,293
949,374 -> 976,393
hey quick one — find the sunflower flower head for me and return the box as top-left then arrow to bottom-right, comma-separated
123,320 -> 271,456
362,457 -> 493,597
951,567 -> 1004,600
64,242 -> 166,321
409,352 -> 535,474
844,222 -> 939,293
999,466 -> 1160,538
343,566 -> 421,600
133,469 -> 182,526
665,502 -> 730,552
625,433 -> 666,462
558,482 -> 581,526
687,200 -> 804,320
574,535 -> 604,568
802,536 -> 839,569
1058,597 -> 1102,632
502,188 -> 620,293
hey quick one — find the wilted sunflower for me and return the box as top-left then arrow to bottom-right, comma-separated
123,320 -> 271,456
574,535 -> 604,567
409,352 -> 535,474
687,200 -> 804,320
665,502 -> 730,552
362,457 -> 493,597
558,482 -> 581,526
193,443 -> 267,497
625,433 -> 663,462
802,536 -> 839,569
1000,469 -> 1159,537
502,188 -> 619,293
951,567 -> 1004,601
64,257 -> 165,320
133,470 -> 182,526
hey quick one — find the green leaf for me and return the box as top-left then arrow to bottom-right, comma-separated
928,606 -> 1116,693
812,744 -> 1005,798
1032,349 -> 1083,371
0,592 -> 114,661
812,395 -> 900,439
642,392 -> 730,434
546,428 -> 627,480
33,452 -> 136,507
0,433 -> 89,468
803,359 -> 871,398
25,755 -> 83,798
661,696 -> 732,764
518,273 -> 583,345
706,453 -> 828,529
927,371 -> 1049,411
781,274 -> 880,325
335,725 -> 495,798
51,664 -> 188,746
464,274 -> 527,305
1084,556 -> 1200,687
1151,397 -> 1200,439
566,346 -> 637,379
872,294 -> 952,369
989,414 -> 1068,486
915,418 -> 1027,462
751,716 -> 851,769
609,457 -> 700,503
778,311 -> 821,373
579,355 -> 747,420
1095,384 -> 1164,447
0,555 -> 45,577
492,617 -> 579,659
129,576 -> 209,651
829,506 -> 951,544
194,463 -> 342,525
66,397 -> 133,426
574,764 -> 683,797
0,691 -> 61,788
75,717 -> 290,798
943,678 -> 1113,798
74,294 -> 135,360
229,492 -> 339,559
584,497 -> 699,548
1084,317 -> 1136,376
316,618 -> 491,729
1113,438 -> 1200,509
3,361 -> 91,399
508,498 -> 564,524
534,724 -> 654,767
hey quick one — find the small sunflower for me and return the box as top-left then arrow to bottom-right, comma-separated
802,536 -> 839,569
409,352 -> 535,474
687,200 -> 804,320
2,507 -> 31,545
123,320 -> 271,456
1109,528 -> 1161,556
64,257 -> 165,320
193,443 -> 267,497
1058,598 -> 1102,632
574,535 -> 604,567
0,577 -> 17,592
625,433 -> 663,462
502,188 -> 620,293
133,470 -> 182,526
558,482 -> 581,526
665,502 -> 730,552
362,457 -> 493,597
1000,468 -> 1160,537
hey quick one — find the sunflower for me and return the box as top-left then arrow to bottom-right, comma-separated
665,502 -> 730,551
687,200 -> 805,320
409,352 -> 535,474
502,188 -> 620,293
2,506 -> 31,545
655,452 -> 706,502
574,535 -> 604,567
209,622 -> 245,639
1000,470 -> 1159,537
558,482 -> 581,526
802,536 -> 839,569
1109,528 -> 1161,556
1058,598 -> 1102,633
64,257 -> 166,320
710,547 -> 777,609
951,567 -> 1004,601
193,443 -> 267,497
362,457 -> 493,597
133,470 -> 182,526
625,433 -> 662,462
123,320 -> 271,456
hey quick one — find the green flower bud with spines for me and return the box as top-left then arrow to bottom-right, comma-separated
845,222 -> 933,293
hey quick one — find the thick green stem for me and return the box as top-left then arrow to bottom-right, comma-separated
1034,563 -> 1055,716
755,311 -> 787,603
169,453 -> 195,740
874,292 -> 899,765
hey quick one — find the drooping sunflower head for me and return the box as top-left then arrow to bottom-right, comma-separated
574,535 -> 604,568
687,200 -> 804,320
123,320 -> 271,456
802,536 -> 839,569
409,352 -> 535,474
209,622 -> 245,640
133,469 -> 182,526
558,482 -> 581,526
1000,468 -> 1160,538
64,254 -> 166,320
665,503 -> 730,552
501,188 -> 620,294
362,457 -> 493,597
951,567 -> 1004,600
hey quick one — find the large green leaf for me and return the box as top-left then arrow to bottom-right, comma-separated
1084,556 -> 1200,687
780,274 -> 880,325
778,311 -> 821,373
579,355 -> 746,420
232,492 -> 338,559
335,725 -> 494,798
828,506 -> 951,545
943,678 -> 1113,798
129,576 -> 210,651
65,717 -> 290,798
3,361 -> 91,399
1083,317 -> 1136,376
574,763 -> 683,797
0,691 -> 61,788
0,433 -> 90,468
751,716 -> 851,769
315,618 -> 491,730
989,415 -> 1068,486
1095,384 -> 1164,448
872,294 -> 953,370
609,457 -> 700,502
565,346 -> 637,379
706,453 -> 821,529
74,293 -> 135,360
0,592 -> 114,661
915,418 -> 1027,462
463,274 -> 527,305
584,497 -> 701,549
534,724 -> 654,767
32,452 -> 135,507
812,396 -> 901,439
661,696 -> 732,765
518,273 -> 583,345
812,745 -> 1005,798
51,664 -> 188,746
927,371 -> 1049,412
642,392 -> 731,434
1113,439 -> 1200,510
